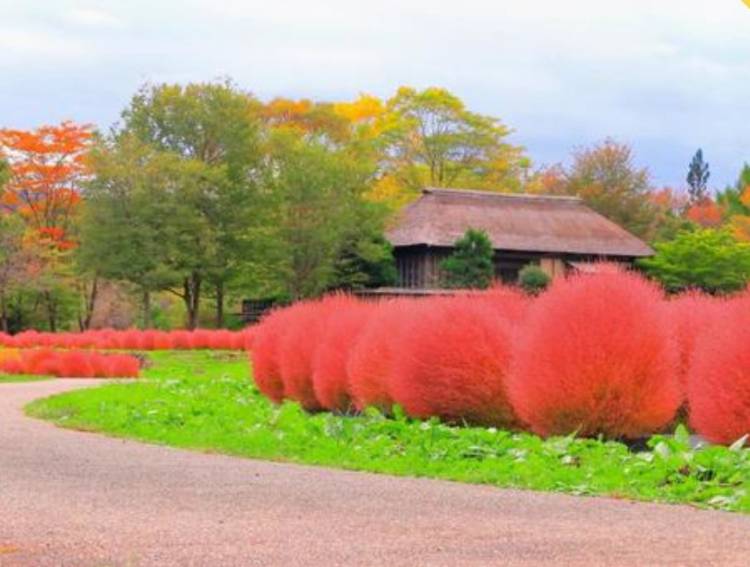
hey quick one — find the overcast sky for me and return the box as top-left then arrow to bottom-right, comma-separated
2,0 -> 750,189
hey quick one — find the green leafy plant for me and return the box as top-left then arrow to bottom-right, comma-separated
441,229 -> 494,289
639,228 -> 750,294
519,264 -> 550,295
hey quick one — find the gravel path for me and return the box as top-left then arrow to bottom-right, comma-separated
2,379 -> 750,566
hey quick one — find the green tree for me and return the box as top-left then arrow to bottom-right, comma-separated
120,81 -> 262,327
639,228 -> 750,294
79,136 -> 183,327
255,132 -> 385,299
564,139 -> 657,239
687,148 -> 710,204
519,264 -> 551,295
441,229 -> 495,289
383,87 -> 528,195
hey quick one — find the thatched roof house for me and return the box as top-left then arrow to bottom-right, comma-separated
386,188 -> 653,288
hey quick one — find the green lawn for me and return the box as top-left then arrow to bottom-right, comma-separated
25,350 -> 750,513
0,374 -> 51,383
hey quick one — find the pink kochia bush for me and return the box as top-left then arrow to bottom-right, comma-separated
0,329 -> 250,351
277,296 -> 355,410
507,270 -> 681,439
248,273 -> 750,444
0,349 -> 141,378
312,299 -> 375,411
666,291 -> 725,392
687,298 -> 750,444
346,299 -> 424,412
390,295 -> 520,427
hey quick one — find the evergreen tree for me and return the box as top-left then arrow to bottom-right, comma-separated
441,229 -> 495,289
687,149 -> 710,204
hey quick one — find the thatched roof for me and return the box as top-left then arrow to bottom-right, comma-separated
387,188 -> 653,257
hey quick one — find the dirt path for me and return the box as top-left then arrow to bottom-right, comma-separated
2,379 -> 750,566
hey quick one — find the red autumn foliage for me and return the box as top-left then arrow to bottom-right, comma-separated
687,299 -> 750,444
347,299 -> 423,412
277,295 -> 355,410
666,291 -> 726,393
0,349 -> 140,378
472,285 -> 530,325
0,329 -> 249,351
250,308 -> 295,403
390,296 -> 519,427
312,299 -> 375,411
507,270 -> 681,439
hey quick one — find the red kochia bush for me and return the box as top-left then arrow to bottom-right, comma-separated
687,298 -> 750,444
474,285 -> 530,325
666,291 -> 725,392
277,295 -> 355,410
312,299 -> 375,411
250,307 -> 295,403
0,349 -> 140,378
347,299 -> 423,412
390,295 -> 519,427
507,270 -> 681,439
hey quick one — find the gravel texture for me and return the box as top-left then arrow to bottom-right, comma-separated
2,379 -> 750,566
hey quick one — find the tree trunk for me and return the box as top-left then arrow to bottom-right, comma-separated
183,273 -> 202,330
215,281 -> 224,329
0,291 -> 8,333
44,291 -> 57,332
142,289 -> 152,329
78,276 -> 99,331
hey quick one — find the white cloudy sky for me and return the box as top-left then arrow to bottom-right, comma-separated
2,0 -> 750,188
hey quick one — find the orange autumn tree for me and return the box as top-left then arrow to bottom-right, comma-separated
0,122 -> 94,331
0,121 -> 93,249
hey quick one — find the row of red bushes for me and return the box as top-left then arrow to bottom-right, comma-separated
0,328 -> 251,351
0,349 -> 141,378
250,270 -> 749,445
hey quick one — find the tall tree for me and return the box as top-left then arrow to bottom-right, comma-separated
0,122 -> 93,330
563,139 -> 657,239
686,148 -> 710,204
253,131 -> 384,299
120,81 -> 262,327
382,87 -> 528,197
0,122 -> 92,241
79,136 -> 181,328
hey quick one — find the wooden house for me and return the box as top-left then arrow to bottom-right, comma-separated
386,188 -> 653,288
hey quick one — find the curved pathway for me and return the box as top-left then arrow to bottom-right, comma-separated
2,379 -> 750,566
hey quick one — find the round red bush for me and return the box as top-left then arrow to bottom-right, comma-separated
666,291 -> 725,393
57,351 -> 95,377
687,298 -> 750,444
311,298 -> 374,411
390,295 -> 519,427
250,307 -> 295,403
277,296 -> 353,410
507,270 -> 681,439
347,299 -> 423,412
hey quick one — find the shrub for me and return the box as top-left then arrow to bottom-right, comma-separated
278,296 -> 353,410
347,299 -> 422,411
312,299 -> 374,411
666,291 -> 725,392
687,299 -> 750,444
519,264 -> 551,295
250,308 -> 295,403
441,229 -> 495,289
474,285 -> 530,324
390,295 -> 519,427
57,351 -> 95,377
508,270 -> 681,439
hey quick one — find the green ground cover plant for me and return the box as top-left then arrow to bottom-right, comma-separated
0,374 -> 50,383
25,351 -> 750,513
